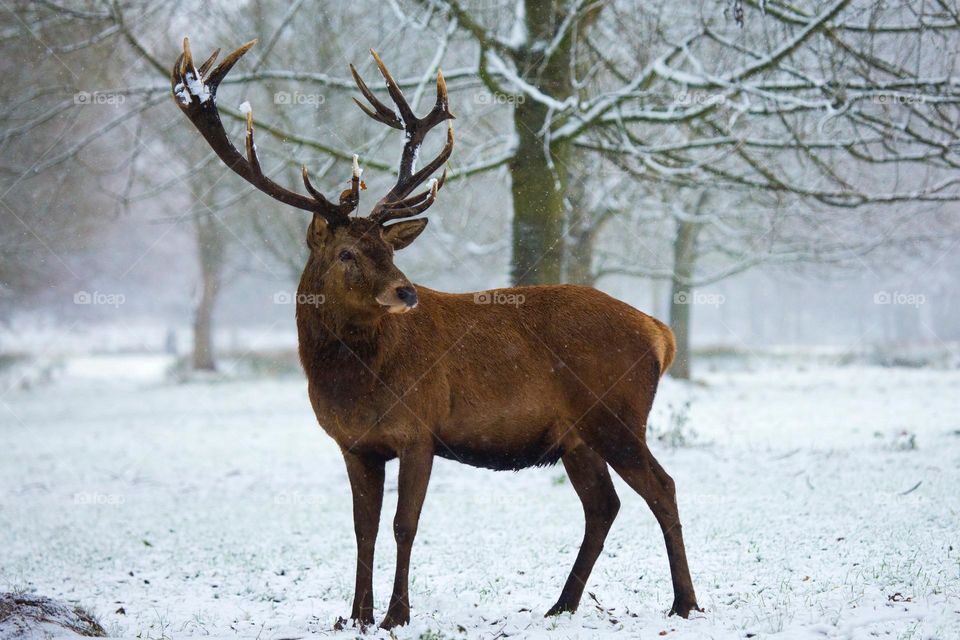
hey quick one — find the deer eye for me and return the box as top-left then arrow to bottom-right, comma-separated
338,249 -> 355,262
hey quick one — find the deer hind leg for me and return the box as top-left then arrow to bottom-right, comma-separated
608,443 -> 701,618
576,383 -> 700,618
546,444 -> 620,616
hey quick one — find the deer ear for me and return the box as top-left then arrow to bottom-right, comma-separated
307,212 -> 331,250
382,218 -> 428,250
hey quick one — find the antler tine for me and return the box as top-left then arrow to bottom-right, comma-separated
197,48 -> 220,77
369,49 -> 417,129
351,50 -> 455,222
373,169 -> 448,224
376,180 -> 440,225
204,39 -> 258,90
349,64 -> 402,129
182,37 -> 196,76
171,37 -> 350,224
338,155 -> 364,214
426,67 -> 452,129
376,168 -> 447,213
243,109 -> 263,175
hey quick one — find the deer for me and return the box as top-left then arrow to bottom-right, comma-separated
171,38 -> 701,630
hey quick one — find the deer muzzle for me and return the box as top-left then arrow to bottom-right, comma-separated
376,284 -> 418,314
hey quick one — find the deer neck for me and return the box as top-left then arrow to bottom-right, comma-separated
295,267 -> 397,362
295,292 -> 402,425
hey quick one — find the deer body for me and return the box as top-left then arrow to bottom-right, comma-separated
298,283 -> 673,471
172,38 -> 700,630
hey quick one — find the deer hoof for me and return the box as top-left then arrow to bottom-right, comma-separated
350,614 -> 374,628
544,602 -> 577,617
668,596 -> 702,619
379,610 -> 409,630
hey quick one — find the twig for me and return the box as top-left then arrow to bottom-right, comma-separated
899,481 -> 922,496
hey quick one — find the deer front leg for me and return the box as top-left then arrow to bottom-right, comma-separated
343,451 -> 385,626
380,443 -> 434,629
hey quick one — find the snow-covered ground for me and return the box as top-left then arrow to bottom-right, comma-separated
1,355 -> 958,639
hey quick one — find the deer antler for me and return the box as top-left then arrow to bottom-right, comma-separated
171,38 -> 359,224
350,50 -> 455,223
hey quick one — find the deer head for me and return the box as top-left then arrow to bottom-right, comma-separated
171,39 -> 454,316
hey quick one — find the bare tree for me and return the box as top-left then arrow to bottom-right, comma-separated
398,0 -> 960,376
0,1 -> 137,312
2,0 -> 958,379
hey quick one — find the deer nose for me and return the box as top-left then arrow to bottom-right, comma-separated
395,286 -> 418,307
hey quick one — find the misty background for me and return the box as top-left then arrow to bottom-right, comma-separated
1,0 -> 957,376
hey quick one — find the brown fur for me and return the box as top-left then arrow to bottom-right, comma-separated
301,282 -> 668,467
294,219 -> 701,628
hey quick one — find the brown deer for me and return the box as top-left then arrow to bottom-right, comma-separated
171,38 -> 701,630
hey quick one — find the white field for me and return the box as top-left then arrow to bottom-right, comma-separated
1,354 -> 958,639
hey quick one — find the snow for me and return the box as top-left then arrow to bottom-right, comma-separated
352,153 -> 362,179
484,51 -> 576,113
173,70 -> 210,106
183,70 -> 210,104
0,593 -> 104,639
172,82 -> 191,106
506,0 -> 528,49
238,101 -> 252,115
1,356 -> 958,639
409,142 -> 420,173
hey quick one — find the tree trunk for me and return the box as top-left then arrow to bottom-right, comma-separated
668,195 -> 706,379
192,268 -> 220,371
650,277 -> 665,320
564,153 -> 599,286
510,101 -> 567,285
508,0 -> 573,286
192,213 -> 225,372
566,230 -> 596,285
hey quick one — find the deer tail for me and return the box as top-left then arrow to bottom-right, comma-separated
654,318 -> 676,378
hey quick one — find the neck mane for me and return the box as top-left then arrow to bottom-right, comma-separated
295,261 -> 398,382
